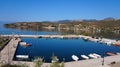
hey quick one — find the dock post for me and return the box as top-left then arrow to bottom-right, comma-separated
102,53 -> 105,66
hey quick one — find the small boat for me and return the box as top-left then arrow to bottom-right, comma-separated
92,53 -> 101,58
16,55 -> 29,59
106,52 -> 116,56
19,42 -> 32,46
93,39 -> 99,42
88,54 -> 97,59
114,43 -> 120,46
72,55 -> 79,61
34,36 -> 42,38
106,41 -> 112,45
20,42 -> 27,45
44,35 -> 50,38
59,36 -> 63,39
26,43 -> 32,46
116,52 -> 120,55
81,55 -> 89,60
82,37 -> 89,41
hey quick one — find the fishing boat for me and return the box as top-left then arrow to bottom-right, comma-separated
72,55 -> 79,61
81,55 -> 89,60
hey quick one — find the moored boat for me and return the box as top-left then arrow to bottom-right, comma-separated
20,42 -> 27,45
88,54 -> 97,59
114,42 -> 120,46
82,37 -> 89,41
106,41 -> 112,45
72,55 -> 79,61
81,55 -> 89,60
19,42 -> 32,46
16,55 -> 29,59
92,53 -> 101,58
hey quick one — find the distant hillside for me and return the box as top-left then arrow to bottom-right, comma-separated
82,19 -> 98,22
103,17 -> 116,20
3,18 -> 120,38
4,19 -> 120,28
57,20 -> 74,23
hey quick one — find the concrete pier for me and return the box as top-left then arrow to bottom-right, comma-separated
10,55 -> 120,67
0,37 -> 21,65
0,34 -> 80,38
1,34 -> 120,45
65,55 -> 120,67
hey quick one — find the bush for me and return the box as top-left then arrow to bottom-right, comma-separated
33,57 -> 44,67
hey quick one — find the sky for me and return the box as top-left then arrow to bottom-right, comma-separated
0,0 -> 120,22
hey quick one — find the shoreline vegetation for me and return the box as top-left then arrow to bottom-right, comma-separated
4,18 -> 120,38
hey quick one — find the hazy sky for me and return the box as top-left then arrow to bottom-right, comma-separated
0,0 -> 120,22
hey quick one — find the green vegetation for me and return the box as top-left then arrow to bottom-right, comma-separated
33,54 -> 64,67
33,57 -> 44,67
50,54 -> 64,67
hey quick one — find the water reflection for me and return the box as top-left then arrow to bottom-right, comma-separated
4,26 -> 120,39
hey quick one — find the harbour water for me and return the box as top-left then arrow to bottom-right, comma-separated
13,37 -> 120,62
1,22 -> 120,62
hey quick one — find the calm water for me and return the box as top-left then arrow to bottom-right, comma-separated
14,38 -> 120,62
1,22 -> 120,62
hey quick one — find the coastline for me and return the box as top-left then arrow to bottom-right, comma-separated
0,35 -> 120,67
11,55 -> 120,67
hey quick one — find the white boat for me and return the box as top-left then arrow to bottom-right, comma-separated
116,52 -> 120,55
81,55 -> 89,60
105,41 -> 112,45
93,39 -> 99,42
92,53 -> 101,58
59,36 -> 63,39
82,37 -> 89,41
72,55 -> 79,61
19,42 -> 27,45
19,42 -> 32,46
16,55 -> 29,59
88,54 -> 97,59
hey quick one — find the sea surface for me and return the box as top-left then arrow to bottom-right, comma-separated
14,38 -> 120,62
1,22 -> 120,62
